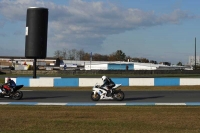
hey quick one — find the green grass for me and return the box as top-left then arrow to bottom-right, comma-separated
0,106 -> 200,133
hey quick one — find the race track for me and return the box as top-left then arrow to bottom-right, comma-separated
1,90 -> 200,105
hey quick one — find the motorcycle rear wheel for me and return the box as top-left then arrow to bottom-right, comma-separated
11,91 -> 23,100
113,91 -> 124,101
91,92 -> 100,101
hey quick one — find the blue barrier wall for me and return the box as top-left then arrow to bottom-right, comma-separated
154,78 -> 180,86
54,78 -> 79,87
112,78 -> 129,86
8,77 -> 200,87
16,77 -> 30,87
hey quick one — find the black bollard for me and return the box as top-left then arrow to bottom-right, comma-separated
25,7 -> 49,78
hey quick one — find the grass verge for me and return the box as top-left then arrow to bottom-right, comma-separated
0,106 -> 199,133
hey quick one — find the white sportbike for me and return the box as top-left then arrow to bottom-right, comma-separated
91,83 -> 125,101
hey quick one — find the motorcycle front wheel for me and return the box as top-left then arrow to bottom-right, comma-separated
113,91 -> 124,101
11,91 -> 23,100
91,92 -> 100,101
0,93 -> 4,98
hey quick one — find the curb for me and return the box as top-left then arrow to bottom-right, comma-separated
1,102 -> 200,106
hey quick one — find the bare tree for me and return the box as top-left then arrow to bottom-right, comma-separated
54,50 -> 62,59
177,62 -> 183,66
68,49 -> 77,60
53,49 -> 161,63
109,50 -> 126,61
82,52 -> 90,60
76,49 -> 85,60
140,58 -> 149,63
62,48 -> 68,59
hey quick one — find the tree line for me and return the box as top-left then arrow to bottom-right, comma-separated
54,49 -> 183,66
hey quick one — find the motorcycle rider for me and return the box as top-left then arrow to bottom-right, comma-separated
100,75 -> 115,96
5,77 -> 16,93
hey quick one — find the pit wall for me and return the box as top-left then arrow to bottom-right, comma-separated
5,77 -> 200,87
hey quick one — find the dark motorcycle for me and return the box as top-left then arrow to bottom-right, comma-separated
0,84 -> 24,100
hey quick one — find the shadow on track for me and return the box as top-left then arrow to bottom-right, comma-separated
21,96 -> 66,100
124,96 -> 164,101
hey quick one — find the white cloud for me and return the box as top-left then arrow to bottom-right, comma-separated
0,0 -> 197,55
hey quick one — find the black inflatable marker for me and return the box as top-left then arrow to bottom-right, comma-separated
25,7 -> 49,78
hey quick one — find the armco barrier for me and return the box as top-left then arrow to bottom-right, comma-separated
5,77 -> 200,87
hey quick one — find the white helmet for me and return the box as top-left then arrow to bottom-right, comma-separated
102,75 -> 107,81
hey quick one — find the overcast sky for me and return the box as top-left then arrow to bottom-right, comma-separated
0,0 -> 199,64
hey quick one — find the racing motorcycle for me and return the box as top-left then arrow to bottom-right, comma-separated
91,83 -> 125,101
0,84 -> 24,100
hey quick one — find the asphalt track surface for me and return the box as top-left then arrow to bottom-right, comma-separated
1,90 -> 200,104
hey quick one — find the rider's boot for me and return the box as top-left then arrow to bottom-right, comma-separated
2,90 -> 6,94
106,89 -> 111,97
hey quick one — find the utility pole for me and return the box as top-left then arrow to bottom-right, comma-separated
90,52 -> 92,70
195,37 -> 196,70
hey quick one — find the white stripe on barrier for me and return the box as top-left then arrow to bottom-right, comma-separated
96,103 -> 126,105
129,78 -> 154,86
0,102 -> 10,105
79,78 -> 102,87
30,78 -> 54,87
180,78 -> 200,85
155,103 -> 186,105
36,103 -> 67,105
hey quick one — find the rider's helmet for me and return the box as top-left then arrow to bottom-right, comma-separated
102,75 -> 107,81
7,77 -> 11,82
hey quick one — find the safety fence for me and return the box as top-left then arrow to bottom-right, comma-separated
5,77 -> 200,87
